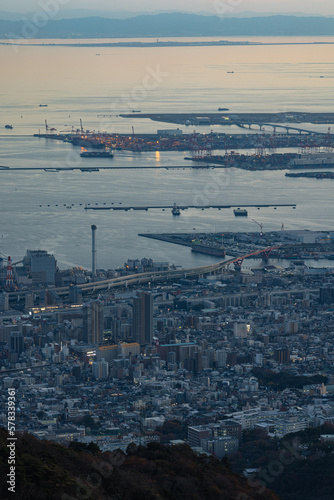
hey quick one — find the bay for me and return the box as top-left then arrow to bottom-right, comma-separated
0,36 -> 333,270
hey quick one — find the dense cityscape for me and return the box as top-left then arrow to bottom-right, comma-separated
1,226 -> 334,496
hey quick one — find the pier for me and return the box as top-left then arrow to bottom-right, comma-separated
84,203 -> 296,212
0,165 -> 228,172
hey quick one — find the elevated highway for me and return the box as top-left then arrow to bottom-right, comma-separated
49,258 -> 236,297
7,245 -> 288,302
46,245 -> 283,297
7,257 -> 235,301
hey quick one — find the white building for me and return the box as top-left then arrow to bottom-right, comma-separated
92,359 -> 109,379
233,323 -> 249,338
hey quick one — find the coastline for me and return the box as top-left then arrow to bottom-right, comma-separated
1,40 -> 334,48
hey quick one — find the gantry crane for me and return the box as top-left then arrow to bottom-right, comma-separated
45,119 -> 56,133
252,219 -> 263,238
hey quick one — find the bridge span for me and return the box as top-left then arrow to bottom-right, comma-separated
234,122 -> 326,135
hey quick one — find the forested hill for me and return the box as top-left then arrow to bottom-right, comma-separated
0,428 -> 280,500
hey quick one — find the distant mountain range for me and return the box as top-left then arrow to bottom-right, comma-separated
0,13 -> 334,39
0,10 -> 332,20
0,9 -> 191,20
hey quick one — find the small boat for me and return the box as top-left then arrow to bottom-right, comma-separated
5,125 -> 13,129
44,168 -> 59,172
39,104 -> 48,107
171,203 -> 180,216
234,208 -> 248,217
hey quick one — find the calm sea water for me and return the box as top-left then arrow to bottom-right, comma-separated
0,37 -> 333,270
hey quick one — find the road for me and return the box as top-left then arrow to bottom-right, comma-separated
7,244 -> 310,302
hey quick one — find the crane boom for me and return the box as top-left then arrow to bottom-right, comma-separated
252,219 -> 263,237
132,126 -> 136,148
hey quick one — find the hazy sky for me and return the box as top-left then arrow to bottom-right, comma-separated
1,0 -> 334,15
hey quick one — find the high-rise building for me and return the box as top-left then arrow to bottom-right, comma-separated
23,250 -> 56,285
10,333 -> 25,355
283,320 -> 299,334
92,358 -> 109,379
82,300 -> 104,345
320,286 -> 334,305
233,322 -> 249,338
132,292 -> 153,345
69,286 -> 83,305
188,426 -> 211,447
274,347 -> 290,364
0,292 -> 9,312
216,349 -> 227,368
24,293 -> 34,309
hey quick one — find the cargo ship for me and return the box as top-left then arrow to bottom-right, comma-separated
80,151 -> 114,158
234,208 -> 248,217
191,239 -> 226,257
286,171 -> 334,179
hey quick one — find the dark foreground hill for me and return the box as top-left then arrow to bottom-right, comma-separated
0,428 -> 280,500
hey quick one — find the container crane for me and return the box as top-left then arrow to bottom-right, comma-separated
252,219 -> 263,238
255,132 -> 266,157
324,127 -> 333,153
130,126 -> 143,152
45,119 -> 56,133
